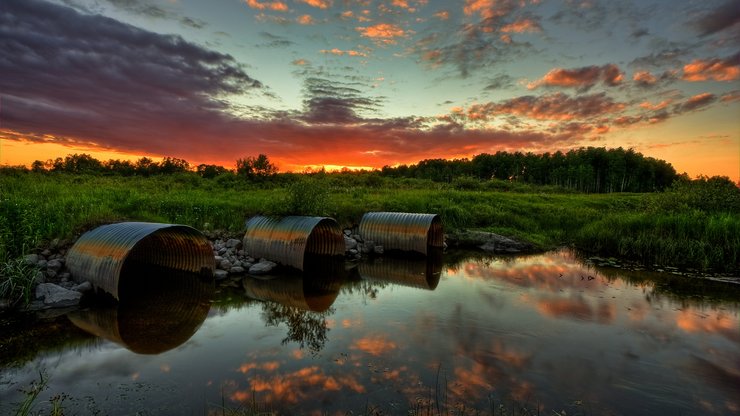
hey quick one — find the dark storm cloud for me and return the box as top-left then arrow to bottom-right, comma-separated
1,0 -> 262,149
692,0 -> 740,36
300,77 -> 382,124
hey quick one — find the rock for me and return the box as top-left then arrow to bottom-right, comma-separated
34,271 -> 46,284
374,245 -> 384,255
214,269 -> 229,280
41,249 -> 52,257
229,266 -> 245,274
219,259 -> 233,270
360,240 -> 374,254
249,260 -> 277,275
214,255 -> 224,264
45,270 -> 57,280
49,238 -> 60,250
47,259 -> 64,272
343,229 -> 352,237
352,234 -> 363,243
245,256 -> 255,263
225,238 -> 242,249
24,254 -> 39,265
37,259 -> 47,270
72,281 -> 93,293
344,236 -> 358,251
0,298 -> 12,310
35,283 -> 82,308
57,272 -> 71,281
218,247 -> 228,255
349,248 -> 358,255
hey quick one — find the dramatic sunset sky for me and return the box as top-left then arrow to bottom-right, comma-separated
1,0 -> 738,179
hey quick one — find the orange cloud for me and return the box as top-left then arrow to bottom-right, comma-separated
500,18 -> 542,33
633,70 -> 657,86
298,0 -> 331,9
350,335 -> 398,356
245,0 -> 288,12
638,99 -> 672,111
320,48 -> 367,57
356,23 -> 406,44
392,0 -> 415,11
434,10 -> 449,20
297,14 -> 314,24
463,0 -> 496,19
528,64 -> 623,90
464,92 -> 624,122
683,57 -> 740,82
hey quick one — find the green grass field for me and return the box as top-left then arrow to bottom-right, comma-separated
1,171 -> 738,277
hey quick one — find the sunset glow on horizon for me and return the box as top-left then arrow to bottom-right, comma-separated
1,0 -> 738,180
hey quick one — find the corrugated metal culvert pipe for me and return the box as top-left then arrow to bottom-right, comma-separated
243,216 -> 345,271
358,212 -> 443,255
66,222 -> 215,300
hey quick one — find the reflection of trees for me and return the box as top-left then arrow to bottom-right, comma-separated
260,303 -> 333,354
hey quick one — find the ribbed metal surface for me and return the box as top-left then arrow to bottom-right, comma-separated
67,263 -> 213,354
243,216 -> 344,270
358,212 -> 443,255
66,222 -> 215,300
358,250 -> 443,290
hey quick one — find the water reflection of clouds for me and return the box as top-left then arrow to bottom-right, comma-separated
229,365 -> 366,405
350,335 -> 398,356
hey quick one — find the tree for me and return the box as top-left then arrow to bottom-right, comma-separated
196,164 -> 229,179
236,154 -> 278,180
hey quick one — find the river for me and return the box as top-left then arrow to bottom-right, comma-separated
1,249 -> 738,415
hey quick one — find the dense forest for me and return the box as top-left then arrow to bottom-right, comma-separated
5,146 -> 716,193
380,147 -> 679,193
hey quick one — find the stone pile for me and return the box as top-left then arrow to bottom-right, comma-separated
209,237 -> 276,280
22,238 -> 93,309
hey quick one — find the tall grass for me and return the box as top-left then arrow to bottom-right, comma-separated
0,172 -> 738,273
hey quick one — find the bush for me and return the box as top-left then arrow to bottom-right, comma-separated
279,178 -> 330,216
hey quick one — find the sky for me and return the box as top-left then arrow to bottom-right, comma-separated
1,0 -> 739,179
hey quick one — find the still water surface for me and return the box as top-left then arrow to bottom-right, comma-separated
1,249 -> 738,415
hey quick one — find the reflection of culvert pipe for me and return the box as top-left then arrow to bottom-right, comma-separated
358,212 -> 444,255
66,222 -> 215,300
358,249 -> 443,290
68,263 -> 213,354
243,216 -> 344,271
243,255 -> 346,311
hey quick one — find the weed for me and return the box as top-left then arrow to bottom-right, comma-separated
0,256 -> 39,306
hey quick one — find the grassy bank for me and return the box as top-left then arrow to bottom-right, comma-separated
1,172 -> 738,281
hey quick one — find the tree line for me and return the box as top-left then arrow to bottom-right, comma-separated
25,153 -> 278,180
6,147 -> 734,193
380,147 -> 679,192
